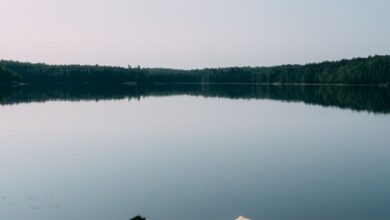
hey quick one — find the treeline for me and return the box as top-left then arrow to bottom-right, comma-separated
0,66 -> 22,84
0,55 -> 389,85
1,84 -> 390,114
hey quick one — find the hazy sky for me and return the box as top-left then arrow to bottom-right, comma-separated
0,0 -> 389,68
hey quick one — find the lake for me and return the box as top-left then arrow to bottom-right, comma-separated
0,85 -> 389,220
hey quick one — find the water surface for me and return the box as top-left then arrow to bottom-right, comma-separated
0,85 -> 389,220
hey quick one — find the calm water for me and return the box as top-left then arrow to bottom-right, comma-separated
0,86 -> 390,220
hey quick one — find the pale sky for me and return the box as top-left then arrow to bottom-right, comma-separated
0,0 -> 389,69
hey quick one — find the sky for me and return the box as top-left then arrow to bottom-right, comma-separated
0,0 -> 389,69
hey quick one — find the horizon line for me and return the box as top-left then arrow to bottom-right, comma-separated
1,54 -> 389,71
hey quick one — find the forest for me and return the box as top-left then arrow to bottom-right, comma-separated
0,66 -> 22,84
0,55 -> 389,85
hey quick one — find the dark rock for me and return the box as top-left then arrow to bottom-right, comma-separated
130,215 -> 146,220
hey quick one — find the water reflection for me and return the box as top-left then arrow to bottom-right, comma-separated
0,90 -> 389,220
0,84 -> 389,113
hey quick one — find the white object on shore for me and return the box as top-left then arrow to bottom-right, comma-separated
236,216 -> 250,220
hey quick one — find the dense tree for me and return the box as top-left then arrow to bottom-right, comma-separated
0,66 -> 22,84
0,55 -> 389,85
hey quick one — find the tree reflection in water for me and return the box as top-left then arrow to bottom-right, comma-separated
0,84 -> 389,114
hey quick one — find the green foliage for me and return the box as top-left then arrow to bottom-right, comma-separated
0,55 -> 389,85
0,66 -> 22,84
